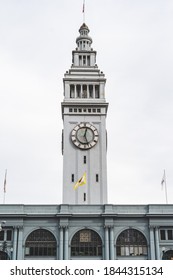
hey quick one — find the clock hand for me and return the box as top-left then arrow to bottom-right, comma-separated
83,128 -> 88,142
84,128 -> 87,138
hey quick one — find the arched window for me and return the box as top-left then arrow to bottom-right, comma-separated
71,229 -> 102,257
116,229 -> 148,256
162,250 -> 173,260
25,229 -> 56,257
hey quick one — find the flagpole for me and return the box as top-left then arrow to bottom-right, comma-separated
161,169 -> 168,204
83,0 -> 85,23
3,169 -> 7,204
3,191 -> 6,204
164,169 -> 168,204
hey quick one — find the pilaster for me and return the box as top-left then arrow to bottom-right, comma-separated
16,226 -> 23,260
109,226 -> 115,260
155,227 -> 160,260
59,226 -> 64,260
64,226 -> 69,260
12,227 -> 18,260
104,226 -> 109,260
149,226 -> 156,260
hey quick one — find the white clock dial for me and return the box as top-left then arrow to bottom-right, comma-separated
71,123 -> 99,150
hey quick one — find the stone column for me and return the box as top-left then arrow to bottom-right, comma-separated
65,83 -> 69,99
149,226 -> 156,260
64,226 -> 69,260
104,226 -> 109,260
74,54 -> 78,66
114,243 -> 117,259
155,227 -> 160,260
12,227 -> 18,260
59,226 -> 64,260
109,226 -> 115,260
17,226 -> 23,260
100,82 -> 105,99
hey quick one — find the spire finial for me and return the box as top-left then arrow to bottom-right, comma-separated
82,0 -> 85,23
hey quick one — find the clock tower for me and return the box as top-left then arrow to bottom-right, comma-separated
62,23 -> 108,204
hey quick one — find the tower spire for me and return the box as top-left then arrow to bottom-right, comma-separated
62,23 -> 108,204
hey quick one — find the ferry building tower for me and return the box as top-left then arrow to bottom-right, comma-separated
62,23 -> 108,204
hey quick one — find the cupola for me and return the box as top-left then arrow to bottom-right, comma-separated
76,23 -> 92,51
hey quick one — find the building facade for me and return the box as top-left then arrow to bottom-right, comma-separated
0,23 -> 173,260
0,204 -> 173,260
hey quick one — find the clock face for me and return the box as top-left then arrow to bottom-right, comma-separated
71,123 -> 99,150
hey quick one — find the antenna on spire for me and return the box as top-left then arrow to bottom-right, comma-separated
82,0 -> 86,23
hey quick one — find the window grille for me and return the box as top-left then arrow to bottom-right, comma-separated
25,229 -> 56,257
0,229 -> 12,241
71,229 -> 102,257
160,228 -> 173,241
116,229 -> 147,256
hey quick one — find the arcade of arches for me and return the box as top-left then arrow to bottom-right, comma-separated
0,226 -> 173,259
22,228 -> 149,259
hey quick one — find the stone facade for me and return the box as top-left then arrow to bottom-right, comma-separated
0,204 -> 173,260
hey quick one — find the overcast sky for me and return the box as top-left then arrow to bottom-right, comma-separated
0,0 -> 173,205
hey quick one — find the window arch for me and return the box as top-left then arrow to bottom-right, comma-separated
116,229 -> 148,256
25,229 -> 56,257
71,229 -> 102,257
162,250 -> 173,260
